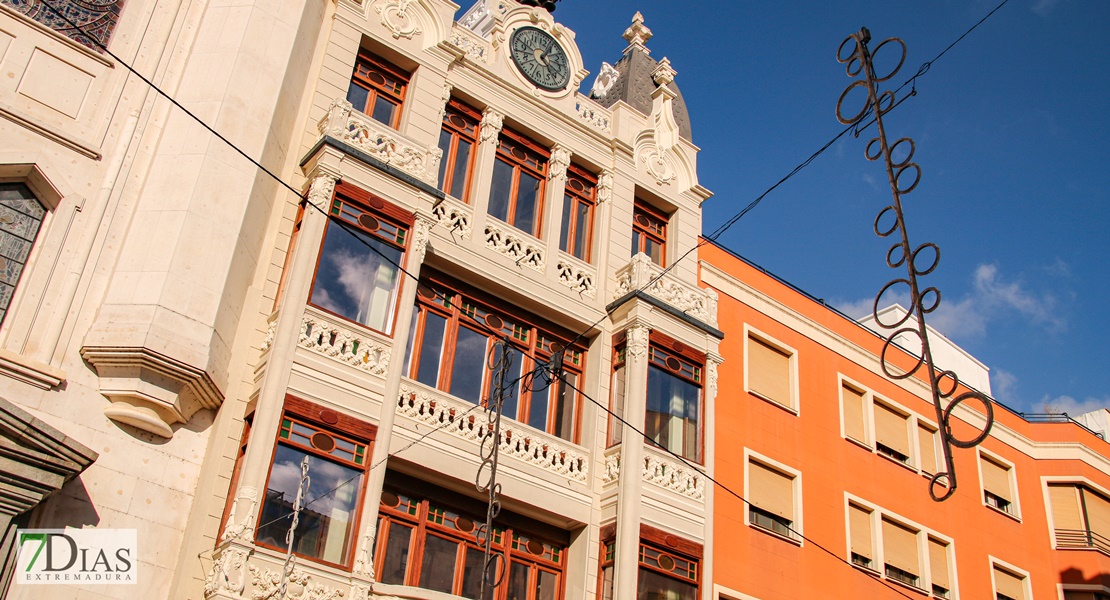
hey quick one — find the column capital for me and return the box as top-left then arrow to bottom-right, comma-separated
479,107 -> 504,144
305,167 -> 341,210
548,144 -> 571,181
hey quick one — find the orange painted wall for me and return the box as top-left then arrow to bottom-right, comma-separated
701,242 -> 1110,600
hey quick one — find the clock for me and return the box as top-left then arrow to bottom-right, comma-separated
509,26 -> 571,92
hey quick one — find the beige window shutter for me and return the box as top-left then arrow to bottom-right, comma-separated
849,504 -> 873,560
980,455 -> 1012,501
994,566 -> 1026,600
881,518 -> 919,575
842,384 -> 866,442
1048,484 -> 1084,531
749,461 -> 793,520
928,538 -> 949,590
748,337 -> 791,406
874,403 -> 910,456
917,424 -> 938,474
1084,489 -> 1110,540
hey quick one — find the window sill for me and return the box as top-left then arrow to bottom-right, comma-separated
877,451 -> 919,474
882,576 -> 930,597
748,522 -> 802,547
984,502 -> 1022,523
845,436 -> 873,452
850,562 -> 881,577
747,390 -> 798,416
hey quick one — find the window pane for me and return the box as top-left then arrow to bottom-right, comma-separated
437,129 -> 453,191
514,171 -> 541,234
559,195 -> 573,253
450,139 -> 472,200
489,159 -> 514,222
508,561 -> 529,600
645,238 -> 663,265
372,96 -> 397,126
419,535 -> 459,593
573,201 -> 591,259
346,81 -> 369,113
536,569 -> 558,600
450,327 -> 489,404
0,183 -> 46,325
601,565 -> 614,600
637,567 -> 697,600
415,312 -> 447,387
256,444 -> 362,565
310,220 -> 403,333
497,347 -> 524,421
380,521 -> 413,584
632,230 -> 642,257
460,546 -> 485,600
646,366 -> 701,461
552,372 -> 577,441
609,366 -> 626,446
528,375 -> 550,432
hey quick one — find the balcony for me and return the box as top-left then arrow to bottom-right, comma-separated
614,253 -> 718,328
1056,528 -> 1110,554
317,98 -> 442,187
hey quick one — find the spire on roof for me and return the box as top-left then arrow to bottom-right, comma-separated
623,11 -> 653,54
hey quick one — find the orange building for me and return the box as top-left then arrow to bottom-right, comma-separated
701,242 -> 1110,600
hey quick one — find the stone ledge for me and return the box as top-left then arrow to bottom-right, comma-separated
80,346 -> 223,439
0,347 -> 65,390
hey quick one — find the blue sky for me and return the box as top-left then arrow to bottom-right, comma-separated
552,1 -> 1110,415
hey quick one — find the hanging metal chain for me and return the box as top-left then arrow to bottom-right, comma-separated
272,456 -> 311,598
476,340 -> 512,599
835,27 -> 994,501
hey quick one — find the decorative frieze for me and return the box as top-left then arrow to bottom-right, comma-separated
556,255 -> 597,298
575,97 -> 612,134
614,254 -> 718,327
479,107 -> 504,144
431,196 -> 473,239
603,450 -> 620,484
318,99 -> 442,186
597,170 -> 613,204
375,0 -> 422,40
248,563 -> 344,600
299,308 -> 391,377
450,26 -> 490,63
398,382 -> 588,482
548,144 -> 571,181
642,448 -> 705,501
204,545 -> 251,598
484,221 -> 545,272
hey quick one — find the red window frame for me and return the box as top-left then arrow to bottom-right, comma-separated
254,396 -> 377,570
374,476 -> 568,600
489,127 -> 549,237
596,524 -> 702,600
437,98 -> 482,202
347,51 -> 410,128
606,334 -> 628,449
404,270 -> 586,443
632,200 -> 668,266
646,330 -> 705,464
559,163 -> 597,261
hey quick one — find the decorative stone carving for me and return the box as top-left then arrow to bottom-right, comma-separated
348,583 -> 372,600
458,1 -> 488,29
479,107 -> 504,144
706,355 -> 720,399
639,143 -> 676,186
484,222 -> 545,272
249,564 -> 344,600
220,486 -> 258,542
398,383 -> 588,482
306,169 -> 340,210
450,29 -> 489,63
597,170 -> 613,204
575,98 -> 611,134
626,325 -> 649,359
411,215 -> 435,262
556,257 -> 596,298
204,545 -> 251,598
623,11 -> 653,53
548,144 -> 571,181
589,62 -> 620,98
431,196 -> 473,239
375,0 -> 422,39
437,85 -> 453,124
81,346 -> 224,439
318,99 -> 441,185
643,450 -> 705,501
614,254 -> 718,327
603,452 -> 620,484
299,309 -> 391,377
351,533 -> 375,578
652,57 -> 677,86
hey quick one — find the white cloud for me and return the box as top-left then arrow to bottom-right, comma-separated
1032,0 -> 1063,16
1042,394 -> 1110,416
991,368 -> 1018,403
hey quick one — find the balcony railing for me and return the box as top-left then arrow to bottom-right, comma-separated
318,98 -> 442,186
1056,528 -> 1110,554
297,306 -> 392,377
397,380 -> 588,482
484,220 -> 545,272
614,253 -> 718,327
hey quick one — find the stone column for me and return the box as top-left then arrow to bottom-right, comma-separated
544,143 -> 570,269
613,321 -> 650,599
701,353 -> 721,600
350,211 -> 435,579
469,107 -> 504,241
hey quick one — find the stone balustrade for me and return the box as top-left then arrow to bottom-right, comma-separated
484,220 -> 545,273
614,253 -> 718,327
318,98 -> 442,186
431,195 -> 473,240
556,252 -> 597,298
641,445 -> 706,501
297,306 -> 392,378
575,95 -> 612,134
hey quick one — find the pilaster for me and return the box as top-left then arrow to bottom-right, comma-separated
613,320 -> 650,600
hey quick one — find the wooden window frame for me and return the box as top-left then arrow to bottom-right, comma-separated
375,474 -> 568,600
404,270 -> 586,443
645,330 -> 705,464
217,413 -> 254,540
307,182 -> 413,336
559,163 -> 597,261
606,336 -> 628,449
254,396 -> 377,570
347,50 -> 410,128
489,127 -> 549,237
597,524 -> 702,600
632,200 -> 668,266
437,98 -> 482,202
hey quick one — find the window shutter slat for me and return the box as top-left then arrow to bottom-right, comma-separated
928,538 -> 950,589
881,518 -> 919,575
918,425 -> 938,474
748,337 -> 791,407
981,456 -> 1011,500
994,566 -> 1025,600
849,504 -> 873,559
1049,484 -> 1084,531
875,404 -> 910,456
750,461 -> 793,520
842,384 -> 866,442
1084,489 -> 1110,540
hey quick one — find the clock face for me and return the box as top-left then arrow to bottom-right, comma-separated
510,26 -> 571,92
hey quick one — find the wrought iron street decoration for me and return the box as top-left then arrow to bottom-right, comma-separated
836,28 -> 994,501
273,456 -> 310,599
476,340 -> 512,599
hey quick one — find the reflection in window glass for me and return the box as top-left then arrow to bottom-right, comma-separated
415,313 -> 447,387
451,327 -> 489,403
310,220 -> 403,334
489,159 -> 514,223
380,520 -> 412,584
646,366 -> 701,462
419,535 -> 458,593
637,568 -> 697,600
